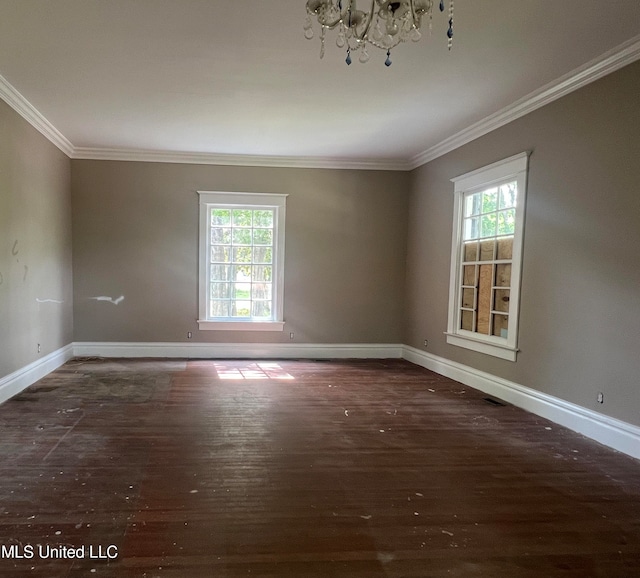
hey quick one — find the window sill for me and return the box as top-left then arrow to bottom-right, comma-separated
197,320 -> 285,332
445,332 -> 518,362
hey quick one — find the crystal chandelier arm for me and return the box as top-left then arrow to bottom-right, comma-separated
314,13 -> 342,29
348,0 -> 376,42
323,16 -> 343,28
306,0 -> 345,30
409,0 -> 419,25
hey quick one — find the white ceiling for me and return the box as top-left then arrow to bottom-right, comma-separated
1,1 -> 639,169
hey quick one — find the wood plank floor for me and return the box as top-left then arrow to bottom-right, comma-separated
0,358 -> 639,577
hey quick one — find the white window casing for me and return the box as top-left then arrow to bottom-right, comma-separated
198,191 -> 287,331
445,152 -> 530,361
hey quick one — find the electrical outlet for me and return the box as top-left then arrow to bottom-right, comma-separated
597,392 -> 604,404
187,332 -> 192,339
37,343 -> 41,353
423,339 -> 428,347
289,332 -> 295,340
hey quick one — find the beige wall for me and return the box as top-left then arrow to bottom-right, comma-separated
405,61 -> 640,427
4,55 -> 638,432
71,161 -> 409,344
0,101 -> 73,378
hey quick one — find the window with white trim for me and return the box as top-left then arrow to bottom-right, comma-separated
198,192 -> 286,331
446,153 -> 529,361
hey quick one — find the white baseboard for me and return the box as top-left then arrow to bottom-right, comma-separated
0,344 -> 74,405
72,341 -> 404,360
403,345 -> 640,461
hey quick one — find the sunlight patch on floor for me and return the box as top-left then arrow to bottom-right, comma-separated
213,362 -> 295,381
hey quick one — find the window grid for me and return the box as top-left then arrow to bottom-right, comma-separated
208,206 -> 275,320
459,181 -> 517,338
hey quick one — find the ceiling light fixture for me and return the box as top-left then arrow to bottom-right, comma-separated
304,0 -> 454,66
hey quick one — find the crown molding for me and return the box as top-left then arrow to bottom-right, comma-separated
71,147 -> 411,171
2,34 -> 639,171
0,73 -> 74,157
0,73 -> 407,170
408,33 -> 640,169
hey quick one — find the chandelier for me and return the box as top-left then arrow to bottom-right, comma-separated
304,0 -> 454,66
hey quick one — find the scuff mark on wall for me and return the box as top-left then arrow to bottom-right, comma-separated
11,240 -> 19,256
90,295 -> 125,305
0,272 -> 3,286
23,265 -> 29,282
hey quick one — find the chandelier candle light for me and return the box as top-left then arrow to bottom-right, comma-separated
304,0 -> 454,66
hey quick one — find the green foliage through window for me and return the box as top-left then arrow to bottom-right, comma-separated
463,181 -> 517,240
208,207 -> 276,319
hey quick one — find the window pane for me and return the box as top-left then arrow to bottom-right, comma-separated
232,247 -> 252,263
479,240 -> 495,261
211,209 -> 231,226
253,246 -> 273,264
497,237 -> 513,260
476,264 -> 492,335
232,209 -> 252,227
232,209 -> 253,227
492,314 -> 509,337
253,228 -> 273,246
210,265 -> 231,281
460,310 -> 474,331
461,288 -> 474,309
211,246 -> 230,263
252,265 -> 272,282
234,264 -> 251,280
499,183 -> 517,209
494,289 -> 510,313
210,283 -> 230,299
480,214 -> 496,238
231,301 -> 251,317
210,300 -> 229,318
463,265 -> 476,286
495,263 -> 511,287
253,210 -> 274,228
463,242 -> 478,262
482,188 -> 498,213
252,283 -> 272,300
464,217 -> 479,240
233,283 -> 251,299
232,228 -> 252,245
464,193 -> 481,217
497,209 -> 516,235
252,301 -> 272,318
211,227 -> 231,245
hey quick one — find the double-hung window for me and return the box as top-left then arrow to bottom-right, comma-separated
446,153 -> 529,361
198,192 -> 287,331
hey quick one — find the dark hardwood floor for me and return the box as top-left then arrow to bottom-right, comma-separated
0,358 -> 638,577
